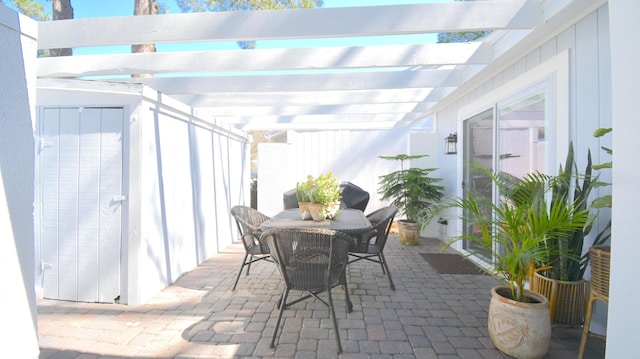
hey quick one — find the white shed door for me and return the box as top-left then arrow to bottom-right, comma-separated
38,107 -> 123,303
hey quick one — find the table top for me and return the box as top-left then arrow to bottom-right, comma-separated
261,208 -> 373,237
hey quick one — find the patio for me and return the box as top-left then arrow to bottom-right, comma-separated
37,236 -> 605,359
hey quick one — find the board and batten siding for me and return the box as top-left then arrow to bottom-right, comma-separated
434,4 -> 612,334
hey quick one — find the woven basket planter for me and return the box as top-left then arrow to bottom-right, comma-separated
531,273 -> 589,327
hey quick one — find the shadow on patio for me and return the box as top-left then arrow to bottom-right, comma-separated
38,236 -> 605,358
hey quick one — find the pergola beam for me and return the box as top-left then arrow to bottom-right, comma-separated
196,103 -> 421,117
37,1 -> 541,49
182,89 -> 433,107
112,68 -> 460,93
37,43 -> 491,78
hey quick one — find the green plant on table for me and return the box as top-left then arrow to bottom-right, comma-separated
311,172 -> 341,205
296,176 -> 315,203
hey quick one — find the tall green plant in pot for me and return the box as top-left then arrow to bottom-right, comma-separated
531,143 -> 610,325
443,165 -> 590,359
378,154 -> 444,245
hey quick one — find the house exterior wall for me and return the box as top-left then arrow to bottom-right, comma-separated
0,5 -> 40,358
36,81 -> 250,305
434,4 -> 612,334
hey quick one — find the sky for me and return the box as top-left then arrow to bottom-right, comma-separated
62,0 -> 448,55
72,0 -> 449,18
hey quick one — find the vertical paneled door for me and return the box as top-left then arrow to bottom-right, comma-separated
38,107 -> 124,303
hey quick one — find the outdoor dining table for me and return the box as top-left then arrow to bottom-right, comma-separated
260,208 -> 373,238
260,208 -> 370,316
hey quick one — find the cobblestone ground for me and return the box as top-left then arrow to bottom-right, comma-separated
38,236 -> 605,358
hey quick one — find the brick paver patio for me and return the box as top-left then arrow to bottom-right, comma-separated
37,236 -> 606,358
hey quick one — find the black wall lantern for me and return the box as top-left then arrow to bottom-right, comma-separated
444,132 -> 457,155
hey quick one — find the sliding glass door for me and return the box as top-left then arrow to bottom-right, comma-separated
461,85 -> 550,261
462,109 -> 494,260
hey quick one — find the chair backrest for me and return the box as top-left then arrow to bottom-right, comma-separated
366,205 -> 398,249
231,205 -> 270,251
262,228 -> 355,292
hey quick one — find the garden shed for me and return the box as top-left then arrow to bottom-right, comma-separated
35,79 -> 251,305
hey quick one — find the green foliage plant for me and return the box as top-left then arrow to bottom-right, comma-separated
378,154 -> 444,224
295,175 -> 315,203
311,172 -> 341,205
539,143 -> 609,281
444,164 -> 590,302
591,127 -> 612,209
296,172 -> 341,205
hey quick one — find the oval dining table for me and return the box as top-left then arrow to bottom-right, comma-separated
260,208 -> 373,238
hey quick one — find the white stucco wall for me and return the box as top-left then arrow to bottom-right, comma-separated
606,1 -> 640,357
0,5 -> 39,358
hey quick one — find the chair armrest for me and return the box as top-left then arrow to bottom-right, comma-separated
352,229 -> 377,252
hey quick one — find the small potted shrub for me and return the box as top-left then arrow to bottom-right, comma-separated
378,154 -> 444,245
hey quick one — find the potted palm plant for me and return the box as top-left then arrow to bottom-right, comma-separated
443,164 -> 590,359
378,154 -> 444,245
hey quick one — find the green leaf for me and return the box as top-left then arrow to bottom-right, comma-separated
593,127 -> 612,137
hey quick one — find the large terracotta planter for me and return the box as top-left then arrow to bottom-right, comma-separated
531,272 -> 589,326
488,286 -> 551,359
398,220 -> 420,245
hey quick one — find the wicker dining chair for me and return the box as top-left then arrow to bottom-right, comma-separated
262,227 -> 355,353
348,205 -> 398,290
230,205 -> 272,291
578,245 -> 610,359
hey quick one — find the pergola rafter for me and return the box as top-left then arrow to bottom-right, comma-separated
34,0 -> 569,130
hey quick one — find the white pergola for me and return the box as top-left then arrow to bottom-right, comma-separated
34,0 -> 591,131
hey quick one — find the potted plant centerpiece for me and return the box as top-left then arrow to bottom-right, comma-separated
299,172 -> 342,221
378,154 -> 444,245
443,165 -> 590,359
